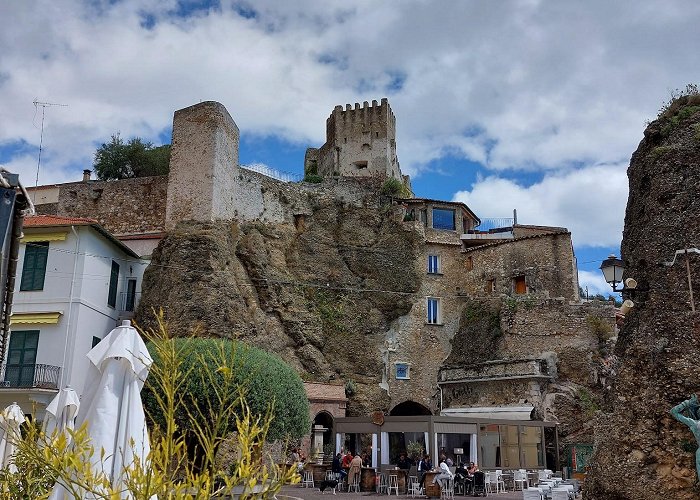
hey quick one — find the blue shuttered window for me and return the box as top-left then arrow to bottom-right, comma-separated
427,255 -> 440,274
427,297 -> 440,324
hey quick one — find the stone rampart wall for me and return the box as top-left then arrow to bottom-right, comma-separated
50,176 -> 168,236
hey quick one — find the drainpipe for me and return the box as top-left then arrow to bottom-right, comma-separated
0,210 -> 25,363
59,225 -> 80,388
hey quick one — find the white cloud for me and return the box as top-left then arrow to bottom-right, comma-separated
578,270 -> 614,298
1,0 -> 699,191
452,163 -> 628,248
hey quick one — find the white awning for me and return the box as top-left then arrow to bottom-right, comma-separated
440,405 -> 535,421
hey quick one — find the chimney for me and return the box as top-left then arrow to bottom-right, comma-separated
82,169 -> 91,182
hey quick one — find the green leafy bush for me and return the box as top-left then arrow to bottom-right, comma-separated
142,337 -> 310,442
303,174 -> 323,183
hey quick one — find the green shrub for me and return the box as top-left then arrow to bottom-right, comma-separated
143,337 -> 310,442
303,174 -> 323,183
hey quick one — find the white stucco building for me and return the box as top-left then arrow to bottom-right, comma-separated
0,215 -> 149,419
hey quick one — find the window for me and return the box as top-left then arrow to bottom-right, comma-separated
427,255 -> 441,274
6,330 -> 38,387
485,279 -> 496,294
395,362 -> 411,380
108,260 -> 119,308
354,161 -> 368,169
432,208 -> 456,230
92,336 -> 101,348
427,297 -> 441,324
125,278 -> 137,311
465,256 -> 473,271
514,276 -> 527,294
20,242 -> 49,291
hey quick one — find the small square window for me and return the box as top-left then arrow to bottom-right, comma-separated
427,255 -> 441,274
395,362 -> 411,380
427,297 -> 441,324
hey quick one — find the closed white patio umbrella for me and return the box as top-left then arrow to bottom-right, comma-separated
50,320 -> 153,499
43,386 -> 80,442
0,402 -> 25,473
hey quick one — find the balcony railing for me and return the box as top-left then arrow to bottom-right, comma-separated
0,363 -> 60,389
119,291 -> 142,313
474,217 -> 515,231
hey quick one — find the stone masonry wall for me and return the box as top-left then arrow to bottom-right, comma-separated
52,176 -> 168,236
461,232 -> 579,301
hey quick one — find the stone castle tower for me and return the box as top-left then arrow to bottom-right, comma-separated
305,98 -> 404,181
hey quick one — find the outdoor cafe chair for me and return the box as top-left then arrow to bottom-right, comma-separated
348,473 -> 360,493
376,472 -> 387,494
408,475 -> 422,498
537,470 -> 550,482
551,488 -> 569,500
514,469 -> 529,490
301,470 -> 314,488
485,471 -> 501,493
387,474 -> 400,495
440,476 -> 455,499
523,488 -> 544,500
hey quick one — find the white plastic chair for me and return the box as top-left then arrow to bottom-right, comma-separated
409,475 -> 422,498
551,488 -> 569,500
376,472 -> 387,494
348,473 -> 360,493
537,470 -> 549,482
440,477 -> 455,499
495,470 -> 506,492
387,474 -> 400,495
301,470 -> 314,488
523,488 -> 544,500
514,469 -> 529,491
486,471 -> 500,493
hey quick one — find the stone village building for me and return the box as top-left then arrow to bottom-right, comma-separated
21,99 -> 614,471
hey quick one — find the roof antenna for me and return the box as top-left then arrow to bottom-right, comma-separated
32,99 -> 68,202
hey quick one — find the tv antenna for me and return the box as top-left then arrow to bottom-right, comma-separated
32,99 -> 68,200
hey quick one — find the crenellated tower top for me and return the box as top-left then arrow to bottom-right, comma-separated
305,98 -> 405,184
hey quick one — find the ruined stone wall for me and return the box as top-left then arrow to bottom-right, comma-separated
587,96 -> 700,499
460,232 -> 579,301
51,176 -> 167,236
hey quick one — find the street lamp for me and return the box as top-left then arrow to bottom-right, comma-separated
600,254 -> 625,292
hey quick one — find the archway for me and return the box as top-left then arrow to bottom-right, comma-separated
312,411 -> 334,458
390,400 -> 432,416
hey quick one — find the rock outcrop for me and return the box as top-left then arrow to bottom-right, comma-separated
137,192 -> 423,416
586,95 -> 700,499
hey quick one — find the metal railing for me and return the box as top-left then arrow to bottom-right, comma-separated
120,291 -> 141,312
474,217 -> 515,232
0,363 -> 60,389
240,163 -> 302,183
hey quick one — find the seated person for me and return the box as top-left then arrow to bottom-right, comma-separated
467,462 -> 479,475
341,451 -> 353,468
455,462 -> 472,493
332,453 -> 347,480
417,454 -> 433,489
397,453 -> 413,471
432,458 -> 453,489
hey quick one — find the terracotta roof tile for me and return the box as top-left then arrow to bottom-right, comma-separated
304,382 -> 347,401
23,215 -> 98,227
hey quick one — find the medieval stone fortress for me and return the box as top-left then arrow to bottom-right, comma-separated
25,98 -> 616,482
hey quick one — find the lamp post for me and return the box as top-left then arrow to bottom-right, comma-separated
600,254 -> 625,292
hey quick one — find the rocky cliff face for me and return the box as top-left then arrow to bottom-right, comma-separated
587,95 -> 700,499
136,194 -> 423,416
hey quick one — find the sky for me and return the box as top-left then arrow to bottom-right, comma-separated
2,0 -> 700,296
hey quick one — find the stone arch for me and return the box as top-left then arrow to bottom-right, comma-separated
390,400 -> 432,416
312,411 -> 334,456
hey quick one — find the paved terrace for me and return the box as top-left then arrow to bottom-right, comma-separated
277,485 -> 561,499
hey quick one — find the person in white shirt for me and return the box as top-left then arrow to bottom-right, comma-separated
432,456 -> 453,489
